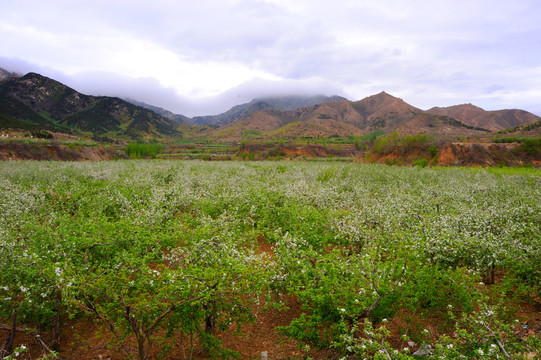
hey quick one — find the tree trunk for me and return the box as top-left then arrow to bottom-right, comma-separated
51,290 -> 62,349
137,335 -> 147,360
0,309 -> 17,357
204,303 -> 216,335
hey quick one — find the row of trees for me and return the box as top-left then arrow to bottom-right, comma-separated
1,161 -> 540,359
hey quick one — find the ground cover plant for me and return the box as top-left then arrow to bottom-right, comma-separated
0,161 -> 540,359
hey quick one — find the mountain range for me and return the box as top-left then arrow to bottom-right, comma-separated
1,68 -> 540,141
0,72 -> 180,138
125,92 -> 541,141
125,98 -> 191,124
189,95 -> 347,126
210,92 -> 507,141
427,104 -> 539,132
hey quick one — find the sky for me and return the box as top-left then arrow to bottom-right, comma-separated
1,0 -> 540,117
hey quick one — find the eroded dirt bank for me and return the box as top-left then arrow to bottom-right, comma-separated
0,141 -> 128,161
1,140 -> 539,167
364,142 -> 540,167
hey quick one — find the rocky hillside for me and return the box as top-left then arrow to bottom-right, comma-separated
125,98 -> 190,123
211,92 -> 492,141
426,104 -> 541,131
0,68 -> 19,81
2,67 -> 539,145
0,72 -> 180,138
0,140 -> 127,161
191,95 -> 347,126
363,141 -> 540,167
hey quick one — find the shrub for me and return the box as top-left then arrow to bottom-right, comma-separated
125,140 -> 164,158
31,130 -> 53,139
373,132 -> 399,155
493,136 -> 522,143
401,134 -> 429,149
412,158 -> 428,167
427,145 -> 438,157
521,138 -> 541,155
241,130 -> 261,141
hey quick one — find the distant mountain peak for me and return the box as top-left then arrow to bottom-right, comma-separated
124,98 -> 190,123
353,91 -> 418,118
209,91 -> 500,141
430,103 -> 485,112
0,67 -> 20,82
361,91 -> 405,104
190,94 -> 347,126
426,103 -> 540,131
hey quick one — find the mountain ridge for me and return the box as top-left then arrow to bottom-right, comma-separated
190,95 -> 348,126
210,91 -> 538,141
1,68 -> 540,142
125,98 -> 191,124
0,72 -> 180,138
0,68 -> 20,82
426,104 -> 539,131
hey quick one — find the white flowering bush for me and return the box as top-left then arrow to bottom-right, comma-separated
0,161 -> 539,358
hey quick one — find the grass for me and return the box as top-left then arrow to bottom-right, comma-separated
303,157 -> 356,162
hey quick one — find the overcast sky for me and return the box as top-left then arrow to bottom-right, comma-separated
1,0 -> 540,117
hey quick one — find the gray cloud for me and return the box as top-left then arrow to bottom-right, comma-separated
1,0 -> 540,116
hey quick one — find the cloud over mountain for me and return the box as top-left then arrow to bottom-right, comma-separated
1,1 -> 540,116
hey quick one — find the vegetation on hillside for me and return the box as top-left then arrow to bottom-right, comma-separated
125,140 -> 164,158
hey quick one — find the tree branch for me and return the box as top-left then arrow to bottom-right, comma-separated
380,338 -> 392,360
484,323 -> 510,359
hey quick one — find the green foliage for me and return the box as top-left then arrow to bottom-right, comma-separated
332,319 -> 412,359
493,135 -> 525,143
493,136 -> 541,154
361,130 -> 386,141
426,302 -> 540,359
408,134 -> 427,148
125,140 -> 164,158
30,130 -> 54,139
427,144 -> 438,157
373,132 -> 400,154
521,137 -> 541,154
241,129 -> 261,141
239,151 -> 255,160
373,133 -> 434,155
412,158 -> 428,167
347,131 -> 386,150
331,302 -> 539,359
316,166 -> 338,183
497,120 -> 541,134
0,91 -> 65,131
0,161 -> 539,358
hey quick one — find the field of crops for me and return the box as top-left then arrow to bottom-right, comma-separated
1,161 -> 540,359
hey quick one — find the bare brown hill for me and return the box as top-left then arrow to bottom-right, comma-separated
190,95 -> 347,126
352,91 -> 419,122
427,104 -> 541,131
0,141 -> 127,161
211,92 -> 491,141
